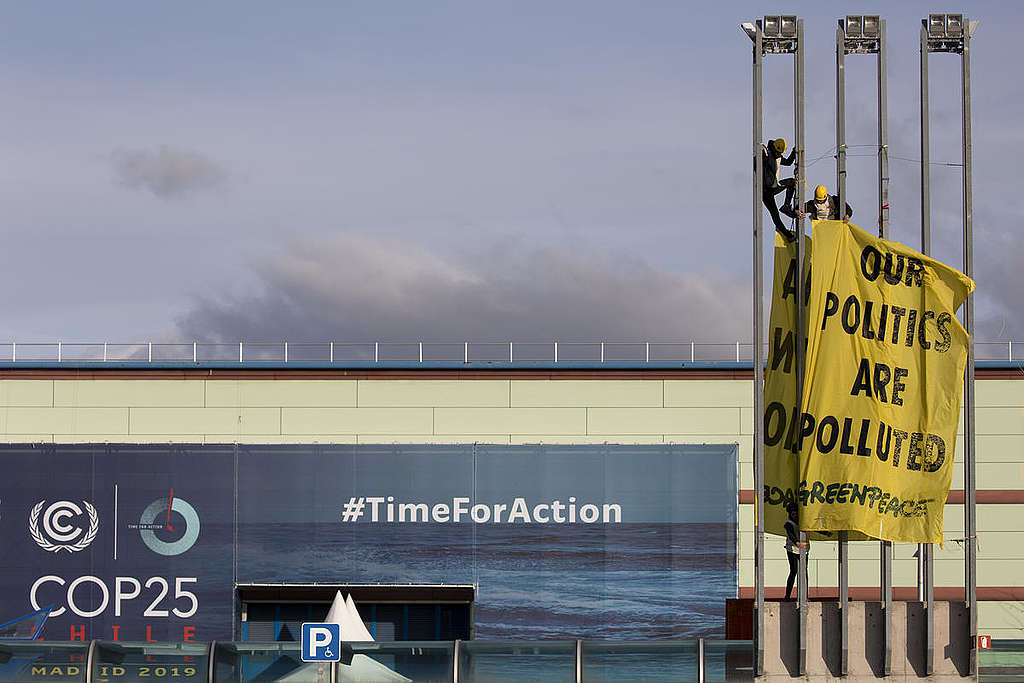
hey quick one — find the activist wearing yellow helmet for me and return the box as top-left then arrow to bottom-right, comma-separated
815,185 -> 828,201
773,139 -> 787,154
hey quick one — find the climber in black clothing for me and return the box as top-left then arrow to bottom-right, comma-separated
782,184 -> 853,222
761,138 -> 797,241
784,503 -> 804,600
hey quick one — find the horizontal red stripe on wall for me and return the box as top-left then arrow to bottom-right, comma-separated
738,489 -> 1024,504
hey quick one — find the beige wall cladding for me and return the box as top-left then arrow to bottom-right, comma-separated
977,406 -> 1024,434
0,380 -> 53,407
5,407 -> 128,435
204,434 -> 358,444
206,380 -> 356,407
587,407 -> 740,435
0,434 -> 54,443
980,602 -> 1024,635
129,407 -> 280,435
359,380 -> 508,408
664,380 -> 752,408
54,380 -> 203,407
510,380 -> 661,407
977,462 -> 1024,490
977,434 -> 1024,462
359,434 -> 510,444
54,433 -> 206,444
977,381 -> 1024,407
282,408 -> 433,435
434,408 -> 586,435
511,434 -> 664,444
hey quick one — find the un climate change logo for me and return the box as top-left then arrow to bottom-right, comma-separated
137,496 -> 200,556
29,500 -> 99,553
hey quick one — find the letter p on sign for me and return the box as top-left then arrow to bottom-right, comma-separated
301,623 -> 341,662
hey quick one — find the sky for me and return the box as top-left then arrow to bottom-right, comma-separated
1,1 -> 1021,346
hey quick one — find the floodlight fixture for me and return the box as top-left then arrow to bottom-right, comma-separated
862,15 -> 880,38
763,15 -> 781,37
780,15 -> 797,37
928,14 -> 946,37
845,15 -> 863,37
741,22 -> 757,39
945,14 -> 963,36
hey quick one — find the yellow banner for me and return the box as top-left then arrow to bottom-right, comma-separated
763,232 -> 809,538
798,221 -> 974,543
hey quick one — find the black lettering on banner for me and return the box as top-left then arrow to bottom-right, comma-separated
892,367 -> 909,407
925,434 -> 946,472
905,309 -> 919,347
891,429 -> 909,467
883,253 -> 905,285
918,310 -> 935,350
862,300 -> 876,339
809,481 -> 826,504
784,406 -> 801,453
837,483 -> 852,503
842,295 -> 861,334
935,312 -> 952,353
839,417 -> 855,455
850,483 -> 868,505
771,327 -> 795,373
821,292 -> 840,330
817,416 -> 840,453
873,362 -> 891,402
782,258 -> 798,300
890,306 -> 906,344
798,412 -> 816,451
906,433 -> 924,471
876,422 -> 892,462
825,483 -> 839,504
856,419 -> 872,457
764,402 -> 786,446
866,486 -> 882,508
878,492 -> 890,511
850,358 -> 873,398
885,496 -> 900,514
861,246 -> 882,281
877,303 -> 889,342
905,258 -> 925,287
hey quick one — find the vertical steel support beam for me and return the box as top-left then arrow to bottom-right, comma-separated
882,539 -> 893,675
878,19 -> 890,240
794,19 -> 808,678
919,23 -> 935,675
751,21 -> 766,677
879,18 -> 893,678
835,22 -> 850,678
961,19 -> 977,677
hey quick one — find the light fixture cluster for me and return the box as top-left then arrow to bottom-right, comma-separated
842,15 -> 882,54
925,13 -> 969,53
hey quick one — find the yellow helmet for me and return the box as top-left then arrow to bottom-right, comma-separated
815,185 -> 828,201
773,139 -> 787,154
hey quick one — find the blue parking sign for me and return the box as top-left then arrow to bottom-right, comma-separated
301,623 -> 341,662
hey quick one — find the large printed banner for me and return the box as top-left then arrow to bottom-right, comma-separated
763,232 -> 811,538
798,221 -> 973,543
0,443 -> 736,642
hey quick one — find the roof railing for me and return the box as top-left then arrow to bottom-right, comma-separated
0,341 -> 1020,364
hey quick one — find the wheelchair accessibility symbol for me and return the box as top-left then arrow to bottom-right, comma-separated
301,623 -> 341,662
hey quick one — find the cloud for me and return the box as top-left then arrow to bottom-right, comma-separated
176,233 -> 751,344
111,145 -> 227,198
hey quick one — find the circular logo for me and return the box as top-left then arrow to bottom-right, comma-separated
138,497 -> 200,556
29,500 -> 98,553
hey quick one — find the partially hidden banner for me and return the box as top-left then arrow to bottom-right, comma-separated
797,221 -> 974,543
763,232 -> 816,539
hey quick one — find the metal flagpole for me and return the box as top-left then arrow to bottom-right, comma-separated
961,16 -> 978,677
834,20 -> 850,678
794,18 -> 808,678
751,19 -> 766,677
919,20 -> 935,677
